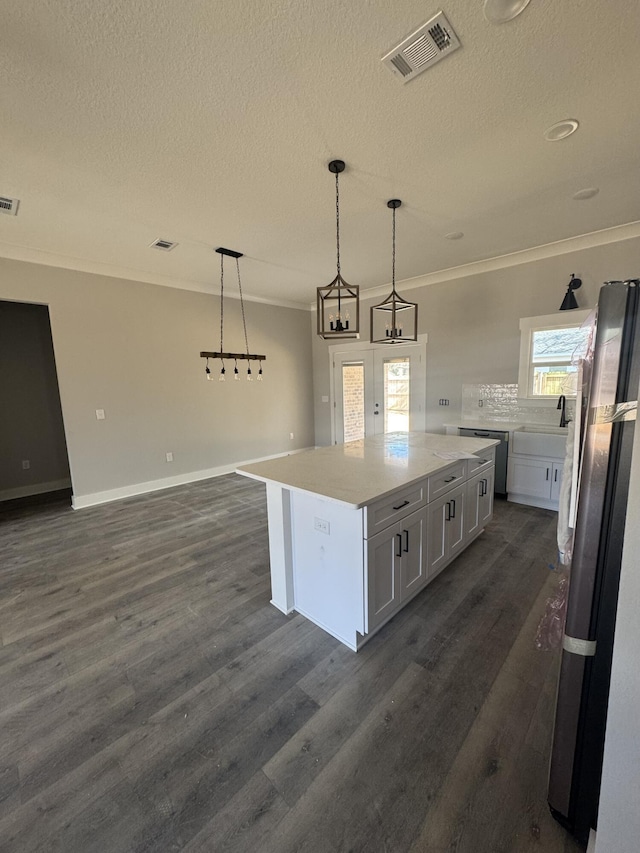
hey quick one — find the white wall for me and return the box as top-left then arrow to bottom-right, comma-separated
312,236 -> 640,445
0,258 -> 314,504
594,373 -> 640,853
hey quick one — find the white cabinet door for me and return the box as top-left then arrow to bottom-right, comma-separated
550,463 -> 563,504
366,525 -> 402,633
427,485 -> 466,576
427,494 -> 449,577
399,508 -> 427,599
479,469 -> 494,528
466,471 -> 494,540
447,484 -> 466,559
508,456 -> 553,499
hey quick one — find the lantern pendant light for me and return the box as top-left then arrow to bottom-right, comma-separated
317,160 -> 360,339
370,200 -> 418,344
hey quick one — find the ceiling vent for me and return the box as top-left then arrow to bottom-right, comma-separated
150,238 -> 177,251
0,196 -> 20,216
382,11 -> 461,84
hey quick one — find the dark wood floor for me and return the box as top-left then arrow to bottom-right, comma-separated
0,476 -> 582,853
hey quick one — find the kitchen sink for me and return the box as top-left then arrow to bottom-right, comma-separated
512,426 -> 568,458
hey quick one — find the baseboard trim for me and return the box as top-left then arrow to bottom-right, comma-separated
71,448 -> 314,510
0,479 -> 72,503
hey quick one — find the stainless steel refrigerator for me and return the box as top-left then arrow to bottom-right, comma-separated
548,279 -> 640,845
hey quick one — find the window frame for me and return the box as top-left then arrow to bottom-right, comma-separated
518,310 -> 590,399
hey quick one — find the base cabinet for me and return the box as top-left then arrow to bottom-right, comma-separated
466,469 -> 494,539
507,454 -> 563,510
366,507 -> 427,633
427,483 -> 466,578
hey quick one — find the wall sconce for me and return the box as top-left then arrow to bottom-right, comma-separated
560,273 -> 582,311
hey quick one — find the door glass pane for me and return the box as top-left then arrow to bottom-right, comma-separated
384,357 -> 410,432
342,362 -> 365,442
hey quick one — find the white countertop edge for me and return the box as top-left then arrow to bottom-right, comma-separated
236,433 -> 500,509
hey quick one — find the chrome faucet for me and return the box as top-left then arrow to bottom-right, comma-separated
557,395 -> 571,428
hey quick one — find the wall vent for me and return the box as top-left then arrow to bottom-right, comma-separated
150,238 -> 177,251
0,196 -> 20,216
382,11 -> 461,84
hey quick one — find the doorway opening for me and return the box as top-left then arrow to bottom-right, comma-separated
0,300 -> 72,509
331,340 -> 426,444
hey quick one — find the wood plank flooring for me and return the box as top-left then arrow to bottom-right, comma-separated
0,476 -> 583,852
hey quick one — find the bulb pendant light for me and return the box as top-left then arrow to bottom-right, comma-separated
317,160 -> 360,339
559,273 -> 582,311
370,200 -> 418,344
200,247 -> 266,379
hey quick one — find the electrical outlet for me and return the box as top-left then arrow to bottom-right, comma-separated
438,399 -> 450,406
478,399 -> 484,408
22,459 -> 30,470
314,517 -> 330,535
165,452 -> 173,462
321,396 -> 329,403
96,409 -> 105,420
289,432 -> 294,440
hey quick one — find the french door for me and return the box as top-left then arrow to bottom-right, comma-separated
332,344 -> 425,444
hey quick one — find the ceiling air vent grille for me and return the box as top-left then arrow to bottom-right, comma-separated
0,196 -> 19,216
150,238 -> 177,251
382,11 -> 461,84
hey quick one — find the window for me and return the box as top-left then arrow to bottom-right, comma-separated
518,311 -> 591,398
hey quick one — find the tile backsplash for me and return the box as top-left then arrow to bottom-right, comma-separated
461,383 -> 575,425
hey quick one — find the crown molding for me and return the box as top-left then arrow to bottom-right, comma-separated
0,242 -> 308,312
310,220 -> 640,309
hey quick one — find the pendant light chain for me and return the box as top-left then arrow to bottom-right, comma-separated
236,257 -> 250,357
335,170 -> 341,278
391,202 -> 396,294
219,252 -> 224,353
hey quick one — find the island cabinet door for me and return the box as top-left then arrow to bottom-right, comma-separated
365,525 -> 402,633
399,507 -> 427,600
479,469 -> 494,527
466,471 -> 494,540
427,484 -> 466,576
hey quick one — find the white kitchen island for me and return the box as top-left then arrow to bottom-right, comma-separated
237,432 -> 498,650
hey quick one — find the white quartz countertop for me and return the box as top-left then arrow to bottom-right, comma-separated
237,432 -> 499,509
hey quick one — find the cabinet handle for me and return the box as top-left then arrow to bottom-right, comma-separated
444,475 -> 456,483
480,479 -> 485,497
546,468 -> 550,481
396,533 -> 402,557
474,431 -> 491,437
403,529 -> 409,553
393,499 -> 410,511
445,501 -> 451,521
450,499 -> 456,519
554,469 -> 558,482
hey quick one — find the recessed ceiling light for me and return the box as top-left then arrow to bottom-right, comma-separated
571,187 -> 600,201
444,231 -> 464,240
572,187 -> 599,201
544,119 -> 579,141
483,0 -> 531,24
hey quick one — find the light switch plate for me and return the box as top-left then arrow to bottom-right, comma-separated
96,409 -> 105,420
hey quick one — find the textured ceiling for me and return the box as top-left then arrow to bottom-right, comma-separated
1,0 -> 640,306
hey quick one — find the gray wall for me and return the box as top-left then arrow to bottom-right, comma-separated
312,237 -> 640,446
0,258 -> 314,501
0,300 -> 70,499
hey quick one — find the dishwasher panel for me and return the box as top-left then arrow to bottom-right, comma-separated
458,427 -> 508,496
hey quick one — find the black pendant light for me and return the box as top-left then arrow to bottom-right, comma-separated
559,273 -> 582,311
370,199 -> 418,344
200,247 -> 265,381
317,160 -> 360,339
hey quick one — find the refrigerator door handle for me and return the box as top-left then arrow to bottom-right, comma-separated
563,635 -> 597,656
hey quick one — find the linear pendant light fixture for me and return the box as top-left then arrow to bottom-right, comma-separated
200,247 -> 265,382
317,160 -> 360,339
370,199 -> 418,343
